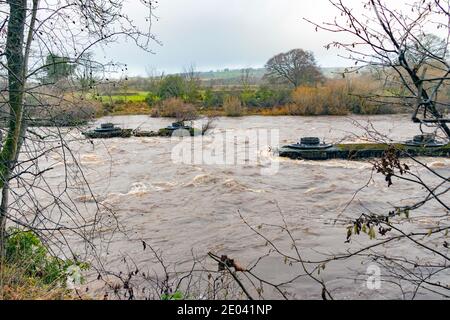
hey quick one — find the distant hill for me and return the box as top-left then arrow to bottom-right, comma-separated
196,68 -> 266,81
190,67 -> 348,84
120,66 -> 358,91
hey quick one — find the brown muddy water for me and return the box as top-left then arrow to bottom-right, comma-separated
32,115 -> 450,299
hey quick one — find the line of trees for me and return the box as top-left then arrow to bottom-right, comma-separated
97,42 -> 450,117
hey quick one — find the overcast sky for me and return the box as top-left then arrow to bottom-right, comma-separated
98,0 -> 361,76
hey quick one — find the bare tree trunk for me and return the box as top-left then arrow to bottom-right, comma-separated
0,185 -> 9,260
0,0 -> 27,256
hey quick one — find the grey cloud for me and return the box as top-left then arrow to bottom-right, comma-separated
96,0 -> 356,76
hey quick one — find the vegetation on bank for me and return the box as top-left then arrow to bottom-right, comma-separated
0,228 -> 87,300
26,47 -> 446,122
87,48 -> 435,119
91,76 -> 410,118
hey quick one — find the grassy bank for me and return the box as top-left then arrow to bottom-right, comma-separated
0,264 -> 77,300
0,229 -> 87,300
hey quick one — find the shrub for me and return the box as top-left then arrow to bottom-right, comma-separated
202,88 -> 225,108
287,77 -> 404,116
290,87 -> 325,115
102,102 -> 114,115
239,90 -> 256,107
161,290 -> 184,300
201,86 -> 292,110
158,75 -> 186,100
246,86 -> 292,108
28,102 -> 96,127
223,96 -> 245,117
291,83 -> 350,115
4,228 -> 88,286
145,92 -> 161,106
151,97 -> 198,121
184,80 -> 201,104
52,104 -> 97,126
345,77 -> 397,114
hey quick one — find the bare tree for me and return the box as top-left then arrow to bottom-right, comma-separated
264,48 -> 324,87
181,63 -> 201,104
0,0 -> 158,277
305,0 -> 450,139
240,68 -> 253,89
145,66 -> 164,93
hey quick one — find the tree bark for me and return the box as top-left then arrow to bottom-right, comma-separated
0,0 -> 27,256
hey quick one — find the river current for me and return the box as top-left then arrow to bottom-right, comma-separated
30,115 -> 450,299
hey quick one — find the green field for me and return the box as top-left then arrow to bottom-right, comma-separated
95,91 -> 148,103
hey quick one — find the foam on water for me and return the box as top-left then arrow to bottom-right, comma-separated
80,153 -> 104,165
34,115 -> 450,299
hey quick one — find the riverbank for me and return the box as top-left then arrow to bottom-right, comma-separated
95,100 -> 405,118
0,263 -> 76,300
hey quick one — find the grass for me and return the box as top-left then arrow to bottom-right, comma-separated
0,228 -> 89,300
0,264 -> 77,300
96,91 -> 148,103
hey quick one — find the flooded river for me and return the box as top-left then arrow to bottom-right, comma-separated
31,115 -> 450,299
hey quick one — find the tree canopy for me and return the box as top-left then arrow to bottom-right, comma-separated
264,49 -> 324,87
